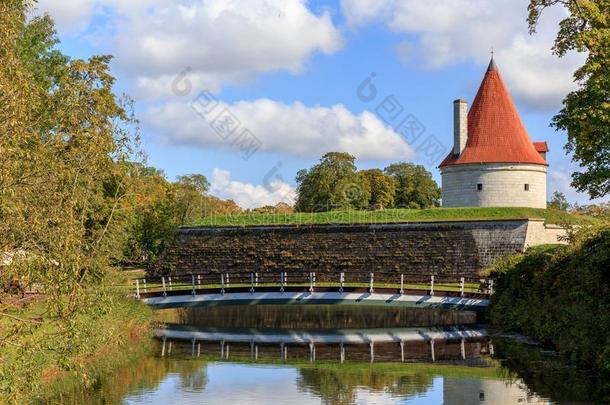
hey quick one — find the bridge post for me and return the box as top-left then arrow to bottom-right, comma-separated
339,272 -> 344,294
191,274 -> 196,296
191,338 -> 196,358
255,272 -> 258,287
280,272 -> 285,293
430,275 -> 435,296
162,276 -> 167,297
220,340 -> 225,359
143,278 -> 147,293
161,336 -> 166,357
369,341 -> 374,363
309,342 -> 315,363
460,338 -> 466,359
221,273 -> 225,295
168,276 -> 172,291
135,279 -> 140,299
226,273 -> 230,287
369,272 -> 374,294
400,274 -> 404,295
250,272 -> 255,294
197,274 -> 201,286
460,277 -> 465,297
488,279 -> 494,295
400,340 -> 405,362
340,342 -> 345,364
430,339 -> 435,362
309,272 -> 313,293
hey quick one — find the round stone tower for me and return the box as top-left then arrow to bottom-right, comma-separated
439,58 -> 548,208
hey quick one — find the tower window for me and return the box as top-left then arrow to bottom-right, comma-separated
524,184 -> 530,191
477,183 -> 483,191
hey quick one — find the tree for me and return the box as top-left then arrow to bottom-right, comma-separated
295,152 -> 370,212
1,2 -> 141,397
359,169 -> 396,209
528,0 -> 610,198
174,173 -> 211,223
384,163 -> 441,208
547,191 -> 570,211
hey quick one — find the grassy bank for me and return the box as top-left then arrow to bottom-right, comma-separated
190,207 -> 597,227
0,287 -> 154,403
487,224 -> 610,374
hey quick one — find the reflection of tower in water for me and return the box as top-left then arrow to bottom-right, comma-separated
443,378 -> 550,405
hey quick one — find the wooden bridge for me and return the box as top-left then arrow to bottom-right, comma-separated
135,271 -> 493,311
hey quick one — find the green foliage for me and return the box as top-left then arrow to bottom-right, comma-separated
295,152 -> 370,212
384,163 -> 441,208
528,0 -> 610,198
360,169 -> 396,209
547,191 -> 570,211
488,224 -> 610,373
294,153 -> 440,212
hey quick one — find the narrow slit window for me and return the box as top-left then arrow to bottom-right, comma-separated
524,184 -> 530,191
477,183 -> 483,191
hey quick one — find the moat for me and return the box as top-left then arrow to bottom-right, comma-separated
51,306 -> 608,404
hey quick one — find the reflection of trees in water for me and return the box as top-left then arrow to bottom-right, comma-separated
296,367 -> 433,405
61,354 -> 209,403
492,337 -> 609,403
179,305 -> 477,329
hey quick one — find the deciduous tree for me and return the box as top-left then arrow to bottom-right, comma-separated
528,0 -> 610,198
383,163 -> 440,208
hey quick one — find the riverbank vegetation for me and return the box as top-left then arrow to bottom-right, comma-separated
0,281 -> 153,402
191,206 -> 598,227
0,2 -> 229,401
486,224 -> 610,375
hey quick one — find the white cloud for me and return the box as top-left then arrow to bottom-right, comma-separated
210,168 -> 296,209
341,0 -> 584,110
145,98 -> 416,160
35,0 -> 97,33
35,0 -> 343,98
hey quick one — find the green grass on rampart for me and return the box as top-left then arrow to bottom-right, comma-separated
189,207 -> 597,228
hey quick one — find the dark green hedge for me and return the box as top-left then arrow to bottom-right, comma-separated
488,225 -> 610,374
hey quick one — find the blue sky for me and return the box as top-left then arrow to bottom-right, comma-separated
36,0 -> 603,207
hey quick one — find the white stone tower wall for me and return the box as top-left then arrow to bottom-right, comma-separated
441,163 -> 547,208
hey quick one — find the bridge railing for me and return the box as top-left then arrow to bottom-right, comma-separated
133,271 -> 493,300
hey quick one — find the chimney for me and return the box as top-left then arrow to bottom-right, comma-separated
453,99 -> 468,156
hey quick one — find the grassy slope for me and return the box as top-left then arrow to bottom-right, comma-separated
0,274 -> 154,403
191,207 -> 597,227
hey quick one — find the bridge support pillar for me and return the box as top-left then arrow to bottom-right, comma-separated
400,340 -> 405,363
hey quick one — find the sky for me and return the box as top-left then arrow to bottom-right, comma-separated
35,0 -> 605,208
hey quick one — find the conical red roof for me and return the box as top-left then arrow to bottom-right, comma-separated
439,59 -> 547,167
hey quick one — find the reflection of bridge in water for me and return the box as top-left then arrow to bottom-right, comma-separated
136,271 -> 492,311
155,325 -> 492,364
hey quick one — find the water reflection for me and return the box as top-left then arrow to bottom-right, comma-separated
156,324 -> 491,364
175,305 -> 480,329
45,306 -> 609,404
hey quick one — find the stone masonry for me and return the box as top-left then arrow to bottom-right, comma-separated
155,219 -> 550,276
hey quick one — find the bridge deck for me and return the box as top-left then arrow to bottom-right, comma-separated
135,271 -> 493,311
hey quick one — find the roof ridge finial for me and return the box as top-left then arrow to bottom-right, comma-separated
488,47 -> 497,71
